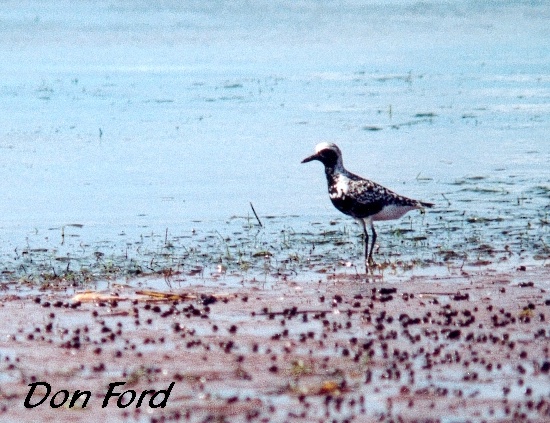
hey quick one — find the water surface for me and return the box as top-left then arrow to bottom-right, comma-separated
0,1 -> 548,282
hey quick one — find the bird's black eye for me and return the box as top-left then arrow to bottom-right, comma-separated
320,149 -> 338,165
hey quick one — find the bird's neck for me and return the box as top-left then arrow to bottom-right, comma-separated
324,163 -> 347,184
324,164 -> 337,179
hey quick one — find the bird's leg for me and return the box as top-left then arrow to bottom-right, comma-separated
359,219 -> 369,268
367,223 -> 377,266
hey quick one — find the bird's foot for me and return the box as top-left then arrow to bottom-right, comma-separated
365,257 -> 377,272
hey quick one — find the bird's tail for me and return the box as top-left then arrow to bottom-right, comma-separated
419,201 -> 434,208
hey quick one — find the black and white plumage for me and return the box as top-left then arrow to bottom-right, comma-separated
302,142 -> 434,267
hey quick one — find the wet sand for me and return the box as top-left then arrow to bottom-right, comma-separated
1,264 -> 549,422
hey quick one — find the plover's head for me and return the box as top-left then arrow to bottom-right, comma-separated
301,142 -> 343,169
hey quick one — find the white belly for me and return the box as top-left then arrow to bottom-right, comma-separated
371,204 -> 417,221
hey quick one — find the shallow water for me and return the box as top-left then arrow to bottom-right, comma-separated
0,1 -> 549,283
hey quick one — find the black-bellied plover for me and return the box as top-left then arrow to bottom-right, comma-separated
302,142 -> 433,267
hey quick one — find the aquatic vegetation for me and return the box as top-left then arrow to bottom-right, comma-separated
1,182 -> 548,287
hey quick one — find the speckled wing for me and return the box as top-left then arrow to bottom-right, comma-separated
339,178 -> 425,220
329,178 -> 379,218
350,179 -> 417,207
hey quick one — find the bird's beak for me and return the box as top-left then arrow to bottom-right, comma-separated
301,153 -> 319,164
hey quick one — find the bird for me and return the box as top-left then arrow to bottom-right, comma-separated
301,142 -> 433,268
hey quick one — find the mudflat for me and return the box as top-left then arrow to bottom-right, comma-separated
1,264 -> 549,422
